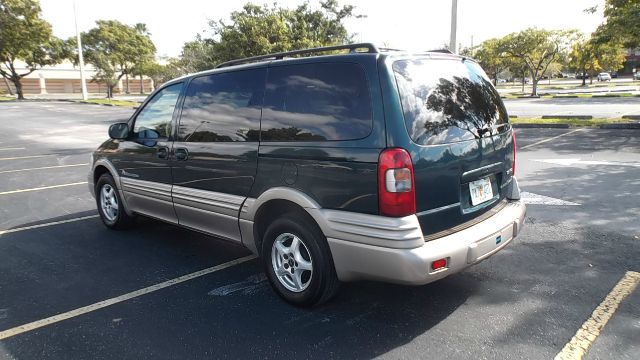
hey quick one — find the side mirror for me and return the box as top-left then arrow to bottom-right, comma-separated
109,122 -> 129,140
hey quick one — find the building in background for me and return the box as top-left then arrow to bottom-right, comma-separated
0,60 -> 153,96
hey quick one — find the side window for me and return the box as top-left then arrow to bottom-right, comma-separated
178,68 -> 266,142
133,83 -> 183,139
261,63 -> 372,141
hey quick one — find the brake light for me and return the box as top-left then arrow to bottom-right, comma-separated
378,148 -> 416,217
512,130 -> 517,176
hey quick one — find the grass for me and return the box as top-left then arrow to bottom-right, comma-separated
0,96 -> 15,101
79,99 -> 140,107
510,117 -> 632,126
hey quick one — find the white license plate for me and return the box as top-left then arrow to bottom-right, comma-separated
469,177 -> 493,206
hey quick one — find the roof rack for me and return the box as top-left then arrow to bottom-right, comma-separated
215,42 -> 380,69
428,48 -> 454,54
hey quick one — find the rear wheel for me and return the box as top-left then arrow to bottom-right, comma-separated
262,213 -> 339,306
96,173 -> 135,229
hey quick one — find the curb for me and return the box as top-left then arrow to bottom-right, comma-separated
513,123 -> 571,129
599,123 -> 640,129
541,115 -> 592,119
622,115 -> 640,120
513,123 -> 639,129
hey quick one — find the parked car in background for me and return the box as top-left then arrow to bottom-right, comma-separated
597,72 -> 612,81
634,71 -> 640,80
576,73 -> 590,80
88,43 -> 525,306
610,71 -> 618,78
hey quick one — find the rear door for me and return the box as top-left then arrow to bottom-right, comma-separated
391,57 -> 515,238
171,68 -> 265,242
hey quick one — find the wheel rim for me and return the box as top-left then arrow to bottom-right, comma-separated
271,232 -> 313,292
100,184 -> 119,222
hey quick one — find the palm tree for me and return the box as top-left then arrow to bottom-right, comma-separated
134,23 -> 151,94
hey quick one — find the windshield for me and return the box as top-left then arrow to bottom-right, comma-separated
393,58 -> 509,145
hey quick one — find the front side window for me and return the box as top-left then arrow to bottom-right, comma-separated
178,68 -> 266,142
261,62 -> 372,141
133,83 -> 183,139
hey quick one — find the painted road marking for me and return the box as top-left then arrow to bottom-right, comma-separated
0,154 -> 53,161
0,163 -> 89,174
0,182 -> 87,196
0,255 -> 257,340
0,215 -> 99,236
520,129 -> 584,150
0,147 -> 25,151
535,158 -> 640,168
520,191 -> 580,206
555,271 -> 640,360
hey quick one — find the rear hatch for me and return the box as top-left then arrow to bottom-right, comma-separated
391,56 -> 515,239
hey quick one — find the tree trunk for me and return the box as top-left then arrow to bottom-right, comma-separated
521,70 -> 525,93
2,77 -> 14,95
125,73 -> 130,94
139,74 -> 144,94
107,85 -> 114,99
13,78 -> 24,100
531,79 -> 538,97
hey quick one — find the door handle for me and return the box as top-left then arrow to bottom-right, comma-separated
175,147 -> 189,161
157,146 -> 169,159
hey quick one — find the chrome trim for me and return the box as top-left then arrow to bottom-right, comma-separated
416,202 -> 460,216
172,185 -> 244,217
462,162 -> 503,178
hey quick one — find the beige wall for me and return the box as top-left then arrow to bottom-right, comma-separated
0,78 -> 153,95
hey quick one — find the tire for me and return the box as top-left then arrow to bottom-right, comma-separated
262,213 -> 340,307
95,173 -> 135,230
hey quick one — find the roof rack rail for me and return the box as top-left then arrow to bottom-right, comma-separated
215,42 -> 380,69
428,48 -> 454,54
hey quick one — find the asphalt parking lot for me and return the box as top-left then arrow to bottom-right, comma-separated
0,102 -> 638,360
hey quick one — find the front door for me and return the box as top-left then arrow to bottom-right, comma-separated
171,68 -> 265,242
112,82 -> 184,223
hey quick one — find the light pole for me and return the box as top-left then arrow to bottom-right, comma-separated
449,0 -> 458,53
74,1 -> 88,100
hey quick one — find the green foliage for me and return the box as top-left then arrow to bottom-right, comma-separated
81,20 -> 156,97
569,33 -> 626,85
500,28 -> 576,96
180,0 -> 360,72
0,0 -> 66,99
599,0 -> 640,48
469,38 -> 511,84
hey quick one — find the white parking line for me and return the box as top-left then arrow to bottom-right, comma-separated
0,155 -> 53,161
555,271 -> 640,360
0,215 -> 99,236
0,163 -> 88,174
0,147 -> 25,151
0,255 -> 257,340
0,182 -> 87,196
520,128 -> 584,150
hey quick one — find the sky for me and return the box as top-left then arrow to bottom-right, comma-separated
40,0 -> 606,58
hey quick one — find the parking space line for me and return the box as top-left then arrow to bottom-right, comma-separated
0,215 -> 99,236
0,255 -> 257,340
520,129 -> 584,150
0,182 -> 87,196
0,147 -> 25,151
0,154 -> 53,161
0,163 -> 88,174
555,271 -> 640,360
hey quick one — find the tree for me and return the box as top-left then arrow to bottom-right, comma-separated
0,0 -> 66,99
81,20 -> 155,98
181,0 -> 360,70
569,33 -> 627,85
597,0 -> 640,48
500,28 -> 575,96
472,38 -> 510,85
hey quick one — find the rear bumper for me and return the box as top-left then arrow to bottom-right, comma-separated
325,200 -> 526,285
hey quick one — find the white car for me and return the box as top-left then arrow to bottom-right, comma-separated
597,73 -> 611,81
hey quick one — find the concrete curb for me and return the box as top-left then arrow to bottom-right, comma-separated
541,115 -> 593,119
599,123 -> 640,129
622,115 -> 640,120
513,123 -> 640,129
513,123 -> 571,129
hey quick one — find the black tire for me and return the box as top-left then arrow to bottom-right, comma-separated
95,173 -> 135,230
262,213 -> 340,307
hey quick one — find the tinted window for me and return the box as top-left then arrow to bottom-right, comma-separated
261,63 -> 372,141
133,83 -> 183,139
179,69 -> 265,142
393,59 -> 509,145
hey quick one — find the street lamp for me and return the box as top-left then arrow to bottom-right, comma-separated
74,1 -> 88,100
449,0 -> 458,54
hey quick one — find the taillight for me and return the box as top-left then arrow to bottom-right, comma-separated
512,130 -> 517,176
378,148 -> 416,217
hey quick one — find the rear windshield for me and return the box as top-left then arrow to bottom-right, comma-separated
393,58 -> 509,145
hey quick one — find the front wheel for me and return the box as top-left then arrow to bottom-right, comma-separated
96,173 -> 135,230
262,213 -> 339,307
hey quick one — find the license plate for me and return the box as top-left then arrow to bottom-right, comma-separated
469,177 -> 493,206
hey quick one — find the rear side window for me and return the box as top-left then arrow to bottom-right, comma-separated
261,62 -> 372,141
393,59 -> 508,145
178,68 -> 266,142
